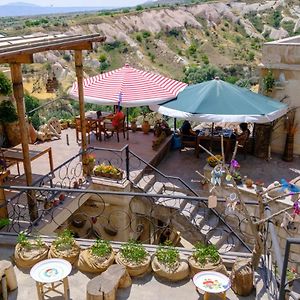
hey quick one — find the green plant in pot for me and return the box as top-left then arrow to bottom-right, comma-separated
152,240 -> 189,281
49,229 -> 80,264
188,242 -> 227,276
0,99 -> 21,146
116,240 -> 151,277
14,232 -> 49,268
77,239 -> 115,273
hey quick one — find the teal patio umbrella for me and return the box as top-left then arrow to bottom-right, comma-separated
150,78 -> 288,123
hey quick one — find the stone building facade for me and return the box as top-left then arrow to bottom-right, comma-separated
259,35 -> 300,156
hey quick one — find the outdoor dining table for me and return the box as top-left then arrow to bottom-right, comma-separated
1,144 -> 54,173
196,129 -> 233,158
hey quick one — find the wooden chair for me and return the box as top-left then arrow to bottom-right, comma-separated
75,118 -> 98,144
104,116 -> 126,142
0,149 -> 20,176
179,132 -> 198,157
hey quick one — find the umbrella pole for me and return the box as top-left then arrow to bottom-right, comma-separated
126,108 -> 129,140
174,118 -> 177,132
210,122 -> 215,151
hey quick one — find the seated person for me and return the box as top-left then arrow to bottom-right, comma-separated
230,122 -> 250,144
104,105 -> 125,136
180,120 -> 197,141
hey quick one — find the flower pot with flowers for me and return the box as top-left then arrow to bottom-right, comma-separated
207,155 -> 223,168
93,163 -> 123,180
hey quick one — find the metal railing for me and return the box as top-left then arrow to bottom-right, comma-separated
1,144 -> 253,253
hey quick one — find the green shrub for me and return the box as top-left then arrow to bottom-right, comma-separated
136,5 -> 143,11
0,100 -> 18,123
0,72 -> 12,96
192,242 -> 220,266
91,239 -> 112,257
156,241 -> 179,268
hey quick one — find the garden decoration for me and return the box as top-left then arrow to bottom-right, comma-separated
152,241 -> 189,281
207,155 -> 223,168
197,136 -> 300,275
14,232 -> 49,268
211,166 -> 224,186
188,242 -> 227,276
225,193 -> 238,215
116,240 -> 151,277
82,153 -> 96,176
49,229 -> 80,264
77,239 -> 115,273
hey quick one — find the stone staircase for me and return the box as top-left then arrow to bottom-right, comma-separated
132,172 -> 250,255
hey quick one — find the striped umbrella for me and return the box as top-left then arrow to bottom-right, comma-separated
70,64 -> 187,107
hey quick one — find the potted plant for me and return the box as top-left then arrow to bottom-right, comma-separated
14,232 -> 49,268
0,99 -> 21,146
141,113 -> 150,134
0,218 -> 10,229
77,239 -> 115,273
188,242 -> 227,276
207,155 -> 223,168
152,240 -> 189,281
93,163 -> 123,180
49,229 -> 80,264
232,171 -> 243,185
83,153 -> 96,176
130,118 -> 137,132
116,240 -> 151,277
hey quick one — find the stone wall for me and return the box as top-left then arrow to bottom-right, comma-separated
260,36 -> 300,155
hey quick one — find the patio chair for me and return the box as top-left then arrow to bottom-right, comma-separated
75,118 -> 98,144
103,116 -> 126,142
0,149 -> 20,176
179,132 -> 198,157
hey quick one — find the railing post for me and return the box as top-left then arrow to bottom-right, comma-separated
278,239 -> 291,300
126,145 -> 130,181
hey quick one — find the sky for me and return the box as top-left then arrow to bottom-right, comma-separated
0,0 -> 146,7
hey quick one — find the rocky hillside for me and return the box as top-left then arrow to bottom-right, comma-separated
1,0 -> 300,97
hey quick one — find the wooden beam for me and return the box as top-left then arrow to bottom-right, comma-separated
10,63 -> 38,222
0,35 -> 106,63
59,42 -> 93,51
75,50 -> 87,158
0,54 -> 33,64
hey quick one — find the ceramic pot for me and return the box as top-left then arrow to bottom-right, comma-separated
131,121 -> 137,132
142,121 -> 150,134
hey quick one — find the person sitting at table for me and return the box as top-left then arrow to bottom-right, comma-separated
104,105 -> 125,138
180,120 -> 197,141
230,122 -> 250,144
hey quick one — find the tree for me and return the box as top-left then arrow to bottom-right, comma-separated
183,64 -> 225,84
0,72 -> 12,96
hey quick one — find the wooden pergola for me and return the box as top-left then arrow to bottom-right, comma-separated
0,33 -> 106,221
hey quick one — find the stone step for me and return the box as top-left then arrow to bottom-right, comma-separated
206,226 -> 230,247
200,212 -> 220,235
136,174 -> 156,192
190,207 -> 211,228
217,233 -> 241,254
181,200 -> 199,219
147,181 -> 165,195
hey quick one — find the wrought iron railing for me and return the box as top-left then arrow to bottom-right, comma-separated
260,205 -> 300,300
2,145 -> 251,252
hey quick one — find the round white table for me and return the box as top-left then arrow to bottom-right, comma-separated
193,271 -> 231,300
30,258 -> 72,300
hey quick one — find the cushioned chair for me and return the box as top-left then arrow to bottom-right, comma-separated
103,116 -> 126,142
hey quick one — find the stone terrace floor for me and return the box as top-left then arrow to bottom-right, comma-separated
5,127 -> 300,192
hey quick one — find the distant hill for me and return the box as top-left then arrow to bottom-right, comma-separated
0,2 -> 115,17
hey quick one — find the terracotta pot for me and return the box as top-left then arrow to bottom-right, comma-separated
5,121 -> 22,146
131,121 -> 137,132
28,122 -> 37,144
142,121 -> 150,134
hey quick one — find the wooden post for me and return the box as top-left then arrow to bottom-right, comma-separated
10,63 -> 38,221
0,170 -> 9,218
74,50 -> 87,160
